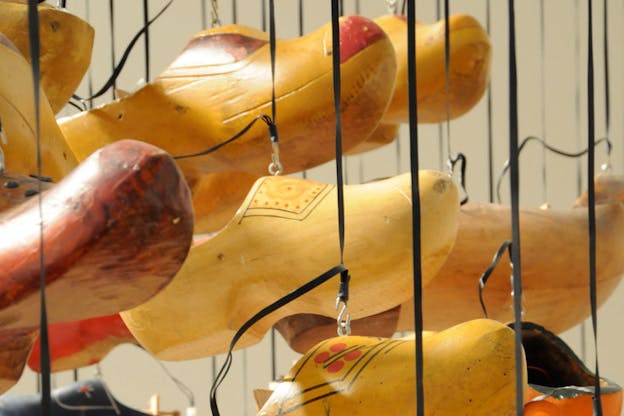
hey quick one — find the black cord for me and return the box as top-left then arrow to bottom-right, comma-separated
477,241 -> 512,319
142,0 -> 151,82
506,2 -> 525,416
330,0 -> 350,310
406,1 -> 424,416
587,0 -> 603,414
73,0 -> 174,103
495,135 -> 611,203
485,0 -> 494,203
26,2 -> 51,415
173,114 -> 274,160
208,265 -> 347,415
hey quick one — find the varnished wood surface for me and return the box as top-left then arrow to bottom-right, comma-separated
376,13 -> 491,125
0,139 -> 193,392
258,320 -> 520,416
122,171 -> 459,360
399,177 -> 624,333
58,16 -> 397,181
0,40 -> 79,181
0,2 -> 93,113
0,172 -> 53,213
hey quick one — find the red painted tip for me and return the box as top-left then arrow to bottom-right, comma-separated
339,15 -> 386,63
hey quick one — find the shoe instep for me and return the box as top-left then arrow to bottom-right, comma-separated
121,170 -> 459,360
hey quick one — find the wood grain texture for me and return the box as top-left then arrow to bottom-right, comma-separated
0,2 -> 93,113
58,16 -> 397,181
0,139 -> 193,392
122,171 -> 459,360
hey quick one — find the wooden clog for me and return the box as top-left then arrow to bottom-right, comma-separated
522,322 -> 622,416
256,319 -> 523,416
349,14 -> 491,154
0,378 -> 153,416
121,170 -> 459,360
0,139 -> 193,392
58,16 -> 397,182
398,174 -> 624,333
377,13 -> 491,125
0,37 -> 79,181
0,2 -> 94,113
275,174 -> 624,353
27,314 -> 137,373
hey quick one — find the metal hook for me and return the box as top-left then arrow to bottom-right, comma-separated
386,0 -> 398,14
268,141 -> 283,176
210,0 -> 221,27
335,298 -> 351,336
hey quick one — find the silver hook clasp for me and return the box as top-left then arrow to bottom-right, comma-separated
335,297 -> 351,336
268,141 -> 283,176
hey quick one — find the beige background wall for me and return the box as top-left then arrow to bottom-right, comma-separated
7,1 -> 624,415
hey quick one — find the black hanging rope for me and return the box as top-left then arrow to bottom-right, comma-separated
108,0 -> 116,100
495,135 -> 611,203
330,0 -> 351,315
406,1 -> 425,416
26,1 -> 51,415
586,1 -> 603,414
208,265 -> 347,415
72,0 -> 174,103
506,2 -> 525,416
142,0 -> 151,82
603,0 -> 610,137
485,0 -> 494,203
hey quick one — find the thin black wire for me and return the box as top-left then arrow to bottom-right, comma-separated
506,2 -> 525,415
142,0 -> 150,82
109,0 -> 116,100
73,0 -> 174,103
407,1 -> 424,415
232,0 -> 238,23
586,0 -> 603,414
486,0 -> 494,203
26,1 -> 50,415
443,0 -> 452,161
495,135 -> 611,203
478,241 -> 513,318
603,0 -> 610,137
539,0 -> 547,202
